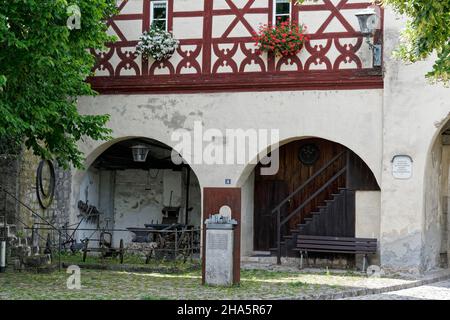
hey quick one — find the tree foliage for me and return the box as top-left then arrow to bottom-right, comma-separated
0,0 -> 117,169
380,0 -> 449,84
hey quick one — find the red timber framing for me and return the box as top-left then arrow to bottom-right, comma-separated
88,0 -> 384,94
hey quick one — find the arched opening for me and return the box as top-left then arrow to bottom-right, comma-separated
73,137 -> 202,262
242,137 -> 380,266
423,121 -> 450,270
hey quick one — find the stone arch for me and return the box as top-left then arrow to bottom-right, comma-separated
237,135 -> 380,256
236,135 -> 381,188
69,136 -> 203,251
422,113 -> 450,271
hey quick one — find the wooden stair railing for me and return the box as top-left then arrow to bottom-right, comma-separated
272,150 -> 349,264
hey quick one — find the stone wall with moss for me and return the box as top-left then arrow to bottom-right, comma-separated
0,155 -> 20,226
1,148 -> 72,243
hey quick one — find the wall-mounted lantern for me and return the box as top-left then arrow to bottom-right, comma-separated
355,7 -> 382,67
131,144 -> 151,162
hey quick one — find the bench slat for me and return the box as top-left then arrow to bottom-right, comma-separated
297,239 -> 377,247
297,235 -> 377,242
293,248 -> 375,254
296,243 -> 376,252
293,235 -> 378,257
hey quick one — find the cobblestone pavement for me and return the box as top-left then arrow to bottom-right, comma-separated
344,280 -> 450,300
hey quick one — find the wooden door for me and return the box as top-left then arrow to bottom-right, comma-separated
255,139 -> 347,231
254,180 -> 288,251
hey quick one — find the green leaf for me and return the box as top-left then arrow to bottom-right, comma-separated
381,0 -> 450,84
0,0 -> 118,169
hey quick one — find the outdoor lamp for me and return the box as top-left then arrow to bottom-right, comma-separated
131,144 -> 151,162
355,7 -> 382,67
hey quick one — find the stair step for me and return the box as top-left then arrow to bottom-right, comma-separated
304,218 -> 313,222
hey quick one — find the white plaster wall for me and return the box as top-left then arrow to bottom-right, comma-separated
442,146 -> 450,267
183,169 -> 202,227
355,191 -> 380,240
163,170 -> 182,207
380,8 -> 450,273
422,139 -> 443,270
110,168 -> 201,246
241,170 -> 255,256
74,89 -> 383,189
112,169 -> 165,246
79,168 -> 100,207
76,168 -> 100,243
176,167 -> 202,226
98,170 -> 115,225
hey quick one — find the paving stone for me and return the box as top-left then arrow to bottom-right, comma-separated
343,279 -> 450,300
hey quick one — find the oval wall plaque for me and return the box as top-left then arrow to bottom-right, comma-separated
36,160 -> 56,209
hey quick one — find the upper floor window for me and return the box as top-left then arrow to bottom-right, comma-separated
273,0 -> 291,25
151,1 -> 168,31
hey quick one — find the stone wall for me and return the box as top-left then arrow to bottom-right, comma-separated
17,149 -> 72,232
0,154 -> 20,226
0,147 -> 72,245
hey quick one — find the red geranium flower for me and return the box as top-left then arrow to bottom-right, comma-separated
253,19 -> 308,57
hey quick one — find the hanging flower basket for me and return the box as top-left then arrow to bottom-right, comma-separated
136,27 -> 180,61
252,19 -> 309,57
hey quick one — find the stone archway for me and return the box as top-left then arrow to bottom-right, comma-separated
237,136 -> 380,259
70,137 -> 202,260
422,121 -> 450,270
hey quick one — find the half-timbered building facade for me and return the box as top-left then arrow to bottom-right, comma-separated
3,0 -> 447,277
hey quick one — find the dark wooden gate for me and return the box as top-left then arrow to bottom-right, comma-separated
254,180 -> 288,251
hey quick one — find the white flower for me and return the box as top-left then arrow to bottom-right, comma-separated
136,28 -> 179,61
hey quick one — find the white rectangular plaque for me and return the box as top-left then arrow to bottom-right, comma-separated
205,228 -> 234,286
392,155 -> 413,180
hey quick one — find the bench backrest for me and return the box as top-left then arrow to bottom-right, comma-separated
296,235 -> 377,254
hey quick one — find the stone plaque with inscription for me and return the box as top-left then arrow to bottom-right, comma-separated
392,155 -> 413,180
205,224 -> 234,286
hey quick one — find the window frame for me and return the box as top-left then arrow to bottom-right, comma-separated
273,0 -> 292,26
150,0 -> 169,31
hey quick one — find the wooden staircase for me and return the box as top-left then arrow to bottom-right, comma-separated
270,150 -> 356,262
270,188 -> 355,257
296,188 -> 355,237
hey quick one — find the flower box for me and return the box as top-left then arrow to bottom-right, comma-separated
136,27 -> 180,61
253,19 -> 309,57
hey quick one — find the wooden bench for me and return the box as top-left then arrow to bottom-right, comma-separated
294,235 -> 377,271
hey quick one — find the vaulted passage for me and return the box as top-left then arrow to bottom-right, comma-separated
423,124 -> 450,270
75,137 -> 202,261
253,138 -> 379,255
